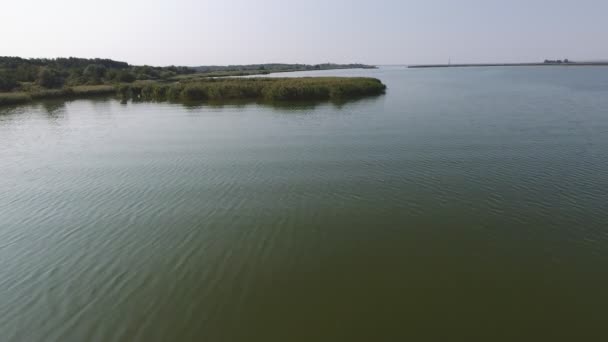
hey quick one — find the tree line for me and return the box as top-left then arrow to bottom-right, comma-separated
0,57 -> 195,92
194,63 -> 376,73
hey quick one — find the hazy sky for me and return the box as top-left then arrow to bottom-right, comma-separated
2,0 -> 607,66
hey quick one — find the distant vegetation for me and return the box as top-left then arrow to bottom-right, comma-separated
0,57 -> 383,106
543,59 -> 575,64
0,56 -> 195,92
409,58 -> 608,69
191,63 -> 376,77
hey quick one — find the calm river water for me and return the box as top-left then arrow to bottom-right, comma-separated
2,67 -> 608,341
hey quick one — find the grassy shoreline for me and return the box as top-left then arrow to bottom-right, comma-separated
1,77 -> 386,106
0,85 -> 116,105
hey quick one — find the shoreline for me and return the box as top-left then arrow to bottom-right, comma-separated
0,85 -> 116,106
1,77 -> 386,107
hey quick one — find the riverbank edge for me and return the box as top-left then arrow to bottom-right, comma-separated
1,77 -> 387,107
0,85 -> 117,106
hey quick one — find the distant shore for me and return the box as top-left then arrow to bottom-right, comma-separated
408,62 -> 608,69
189,63 -> 377,78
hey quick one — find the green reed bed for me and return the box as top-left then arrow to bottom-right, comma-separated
1,78 -> 385,106
0,92 -> 31,105
118,77 -> 386,102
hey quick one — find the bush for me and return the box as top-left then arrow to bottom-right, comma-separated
116,70 -> 136,83
0,71 -> 18,91
83,64 -> 107,84
37,68 -> 65,88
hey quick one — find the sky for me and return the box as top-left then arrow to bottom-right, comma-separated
1,0 -> 607,66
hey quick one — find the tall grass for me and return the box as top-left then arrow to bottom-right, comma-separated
0,92 -> 31,105
2,77 -> 386,106
72,85 -> 115,96
118,77 -> 386,102
1,85 -> 116,106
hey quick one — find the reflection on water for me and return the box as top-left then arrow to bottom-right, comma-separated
1,67 -> 608,341
40,100 -> 67,117
1,93 -> 385,116
123,93 -> 385,111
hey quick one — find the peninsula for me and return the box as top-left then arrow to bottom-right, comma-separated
0,57 -> 384,106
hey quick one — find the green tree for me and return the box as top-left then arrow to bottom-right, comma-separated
83,64 -> 107,83
0,71 -> 18,91
159,70 -> 176,80
37,68 -> 64,88
117,70 -> 136,83
14,65 -> 38,82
